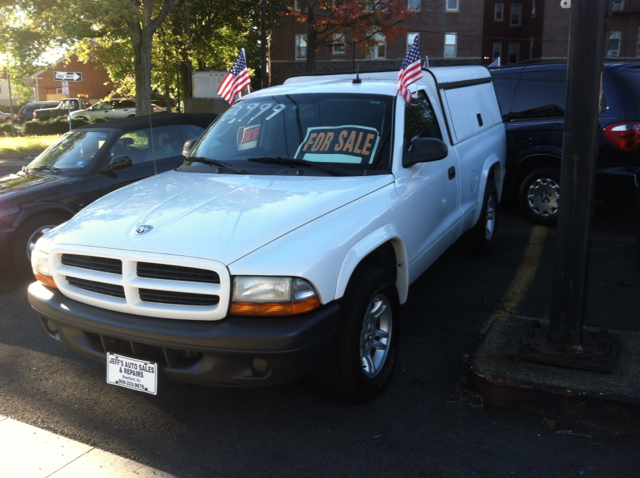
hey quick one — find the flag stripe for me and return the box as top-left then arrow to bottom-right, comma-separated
398,36 -> 423,104
216,49 -> 251,104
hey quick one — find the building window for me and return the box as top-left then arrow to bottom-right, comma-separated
446,0 -> 458,12
332,33 -> 346,55
366,33 -> 387,59
508,43 -> 519,64
493,43 -> 502,60
295,34 -> 307,60
510,4 -> 522,26
532,0 -> 536,15
637,27 -> 640,57
408,0 -> 421,11
494,3 -> 504,21
608,31 -> 621,57
444,33 -> 457,57
611,0 -> 624,12
407,32 -> 419,53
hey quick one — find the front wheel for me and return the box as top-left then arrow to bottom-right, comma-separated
462,179 -> 498,255
519,167 -> 560,226
312,265 -> 400,403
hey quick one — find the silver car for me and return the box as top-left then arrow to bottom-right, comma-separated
69,99 -> 136,121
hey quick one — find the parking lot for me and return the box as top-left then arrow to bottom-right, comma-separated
0,194 -> 638,477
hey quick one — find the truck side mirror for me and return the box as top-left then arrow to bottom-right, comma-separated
182,138 -> 198,156
107,156 -> 133,172
402,137 -> 449,168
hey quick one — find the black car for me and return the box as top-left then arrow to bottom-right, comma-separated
0,113 -> 216,275
491,63 -> 640,225
14,101 -> 60,124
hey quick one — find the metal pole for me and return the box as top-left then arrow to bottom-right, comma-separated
260,0 -> 267,90
7,70 -> 15,136
549,0 -> 610,345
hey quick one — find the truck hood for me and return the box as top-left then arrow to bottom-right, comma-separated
54,170 -> 393,264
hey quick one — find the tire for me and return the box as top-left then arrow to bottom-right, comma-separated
519,167 -> 560,226
13,214 -> 67,277
462,179 -> 498,255
312,265 -> 400,403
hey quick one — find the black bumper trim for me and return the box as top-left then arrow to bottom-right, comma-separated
28,282 -> 341,387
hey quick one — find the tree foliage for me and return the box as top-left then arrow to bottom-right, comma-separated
291,0 -> 413,73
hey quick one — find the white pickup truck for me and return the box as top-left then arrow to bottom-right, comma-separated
28,67 -> 506,402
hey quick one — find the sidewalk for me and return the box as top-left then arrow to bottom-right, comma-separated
0,415 -> 176,478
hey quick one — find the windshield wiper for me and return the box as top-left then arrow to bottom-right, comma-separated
186,157 -> 246,174
247,156 -> 343,177
28,165 -> 62,173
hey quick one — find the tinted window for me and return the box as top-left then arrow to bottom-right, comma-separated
28,131 -> 110,170
610,67 -> 640,116
510,70 -> 566,119
179,124 -> 205,142
403,91 -> 442,150
109,125 -> 183,164
492,72 -> 521,118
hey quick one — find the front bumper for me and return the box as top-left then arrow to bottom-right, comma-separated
28,282 -> 341,388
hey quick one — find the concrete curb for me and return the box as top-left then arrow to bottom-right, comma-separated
469,315 -> 640,431
0,415 -> 177,477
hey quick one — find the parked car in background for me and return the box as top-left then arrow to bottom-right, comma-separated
151,102 -> 166,114
0,113 -> 216,276
33,98 -> 88,121
491,63 -> 640,225
0,111 -> 12,123
14,101 -> 60,124
69,99 -> 137,121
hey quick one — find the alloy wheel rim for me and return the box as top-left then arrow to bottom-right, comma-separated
485,193 -> 496,241
359,293 -> 393,378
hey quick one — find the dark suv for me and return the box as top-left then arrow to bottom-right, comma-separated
491,63 -> 640,225
14,101 -> 60,124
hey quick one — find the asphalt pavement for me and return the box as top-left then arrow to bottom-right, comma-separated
0,195 -> 638,477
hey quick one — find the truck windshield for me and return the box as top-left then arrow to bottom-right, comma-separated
27,131 -> 110,171
185,93 -> 394,176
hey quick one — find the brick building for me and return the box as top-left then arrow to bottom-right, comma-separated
270,0 -> 485,86
30,54 -> 114,104
483,0 -> 640,65
270,0 -> 640,86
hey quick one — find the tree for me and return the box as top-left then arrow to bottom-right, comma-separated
0,0 -> 180,116
291,0 -> 413,73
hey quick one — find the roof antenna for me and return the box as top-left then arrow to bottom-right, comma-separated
353,65 -> 361,84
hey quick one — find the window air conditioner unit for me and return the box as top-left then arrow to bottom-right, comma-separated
608,50 -> 620,57
612,2 -> 624,11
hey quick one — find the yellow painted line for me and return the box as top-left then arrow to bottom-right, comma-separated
482,225 -> 548,333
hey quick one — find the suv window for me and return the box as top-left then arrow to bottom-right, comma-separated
510,70 -> 566,120
492,72 -> 521,119
109,125 -> 183,164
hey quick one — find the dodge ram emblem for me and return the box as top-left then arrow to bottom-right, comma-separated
135,225 -> 153,235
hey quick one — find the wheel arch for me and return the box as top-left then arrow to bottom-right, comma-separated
512,153 -> 562,196
335,224 -> 409,304
14,203 -> 74,231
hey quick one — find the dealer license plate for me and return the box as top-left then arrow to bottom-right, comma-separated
106,353 -> 158,395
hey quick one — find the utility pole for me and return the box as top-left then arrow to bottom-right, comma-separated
508,0 -> 617,372
260,0 -> 267,89
7,69 -> 15,136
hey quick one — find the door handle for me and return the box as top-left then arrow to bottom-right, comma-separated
448,166 -> 456,180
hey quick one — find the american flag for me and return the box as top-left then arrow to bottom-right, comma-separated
398,36 -> 423,104
217,48 -> 251,104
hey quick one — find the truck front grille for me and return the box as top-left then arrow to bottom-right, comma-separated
52,248 -> 230,321
66,277 -> 125,298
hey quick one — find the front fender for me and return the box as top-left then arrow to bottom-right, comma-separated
335,224 -> 409,304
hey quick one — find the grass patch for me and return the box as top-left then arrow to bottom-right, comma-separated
0,135 -> 59,154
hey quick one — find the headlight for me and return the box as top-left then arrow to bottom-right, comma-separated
31,249 -> 56,288
231,276 -> 320,316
